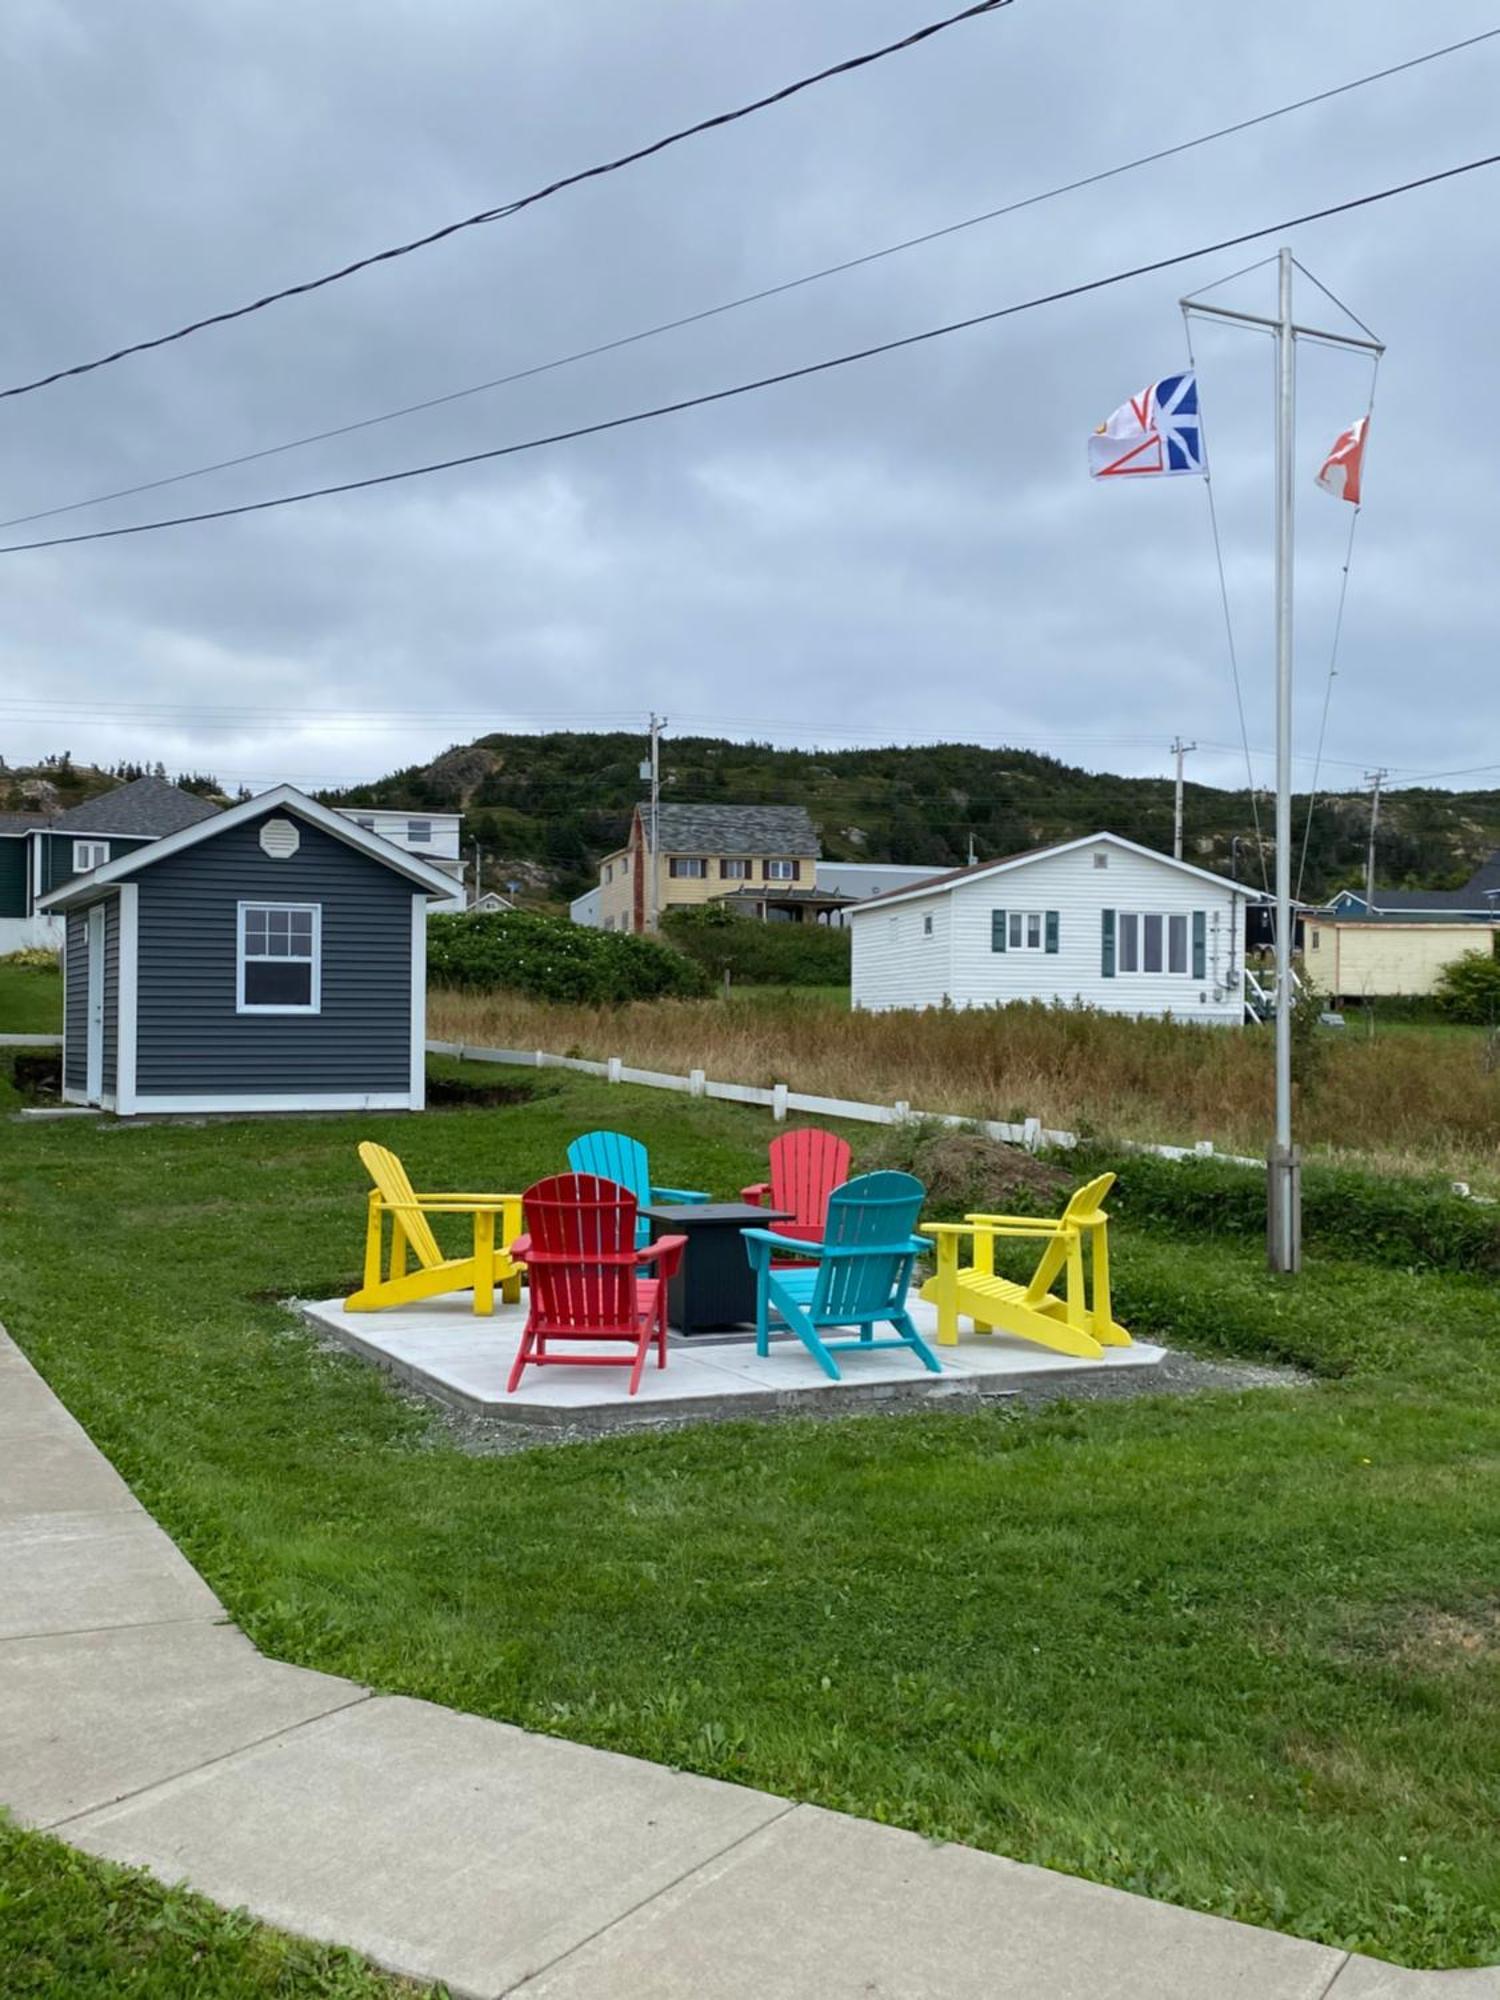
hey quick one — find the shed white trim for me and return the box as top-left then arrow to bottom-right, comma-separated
37,783 -> 460,911
116,885 -> 138,1116
85,904 -> 105,1103
128,1092 -> 420,1113
235,899 -> 322,1015
409,893 -> 427,1110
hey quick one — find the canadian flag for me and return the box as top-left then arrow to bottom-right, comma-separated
1315,416 -> 1368,505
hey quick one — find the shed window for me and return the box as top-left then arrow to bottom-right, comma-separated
72,840 -> 108,872
669,857 -> 707,878
238,902 -> 321,1014
407,819 -> 432,844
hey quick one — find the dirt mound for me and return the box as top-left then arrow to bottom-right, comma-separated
859,1121 -> 1071,1216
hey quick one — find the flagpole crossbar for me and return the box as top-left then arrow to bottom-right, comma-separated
1181,299 -> 1384,354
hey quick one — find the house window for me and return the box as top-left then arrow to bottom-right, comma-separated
765,859 -> 798,881
721,858 -> 752,879
1007,910 -> 1046,951
923,913 -> 934,936
669,857 -> 707,878
237,903 -> 321,1014
1311,929 -> 1321,951
1116,911 -> 1197,976
72,840 -> 108,872
407,819 -> 431,844
354,816 -> 375,831
603,862 -> 613,884
1093,851 -> 1109,869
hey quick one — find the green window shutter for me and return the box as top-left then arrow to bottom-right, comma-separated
1192,910 -> 1207,980
1101,909 -> 1116,978
991,909 -> 1007,953
1044,910 -> 1059,955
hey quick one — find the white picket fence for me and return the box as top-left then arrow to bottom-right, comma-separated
426,1039 -> 1264,1171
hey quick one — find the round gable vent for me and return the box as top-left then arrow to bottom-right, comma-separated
259,817 -> 300,859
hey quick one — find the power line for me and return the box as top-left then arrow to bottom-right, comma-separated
0,0 -> 1013,405
8,148 -> 1494,559
8,27 -> 1494,533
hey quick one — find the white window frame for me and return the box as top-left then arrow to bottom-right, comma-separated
1007,909 -> 1046,952
73,839 -> 109,872
765,859 -> 797,882
407,819 -> 432,844
236,900 -> 322,1015
1116,910 -> 1190,976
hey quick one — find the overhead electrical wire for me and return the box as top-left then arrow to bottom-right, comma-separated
6,26 -> 1495,533
0,0 -> 1014,404
4,148 -> 1496,558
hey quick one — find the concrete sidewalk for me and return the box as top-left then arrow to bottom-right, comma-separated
1,1323 -> 1492,1999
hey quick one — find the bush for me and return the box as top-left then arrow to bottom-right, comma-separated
1433,948 -> 1500,1025
0,947 -> 60,971
426,910 -> 710,1004
1070,1144 -> 1500,1276
664,903 -> 850,987
861,1118 -> 1070,1216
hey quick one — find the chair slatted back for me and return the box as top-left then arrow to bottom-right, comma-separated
1060,1172 -> 1116,1229
768,1128 -> 852,1246
566,1130 -> 651,1210
358,1141 -> 444,1270
811,1172 -> 925,1323
522,1173 -> 640,1332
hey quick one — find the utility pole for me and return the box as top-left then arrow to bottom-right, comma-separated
1184,248 -> 1383,1274
647,713 -> 665,933
472,840 -> 481,908
1363,768 -> 1389,913
1170,736 -> 1196,860
966,829 -> 977,866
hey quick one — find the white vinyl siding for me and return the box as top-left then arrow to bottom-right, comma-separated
851,839 -> 1244,1023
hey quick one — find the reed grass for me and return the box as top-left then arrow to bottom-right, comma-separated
428,987 -> 1500,1186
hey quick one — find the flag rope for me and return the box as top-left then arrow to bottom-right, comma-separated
1182,312 -> 1272,895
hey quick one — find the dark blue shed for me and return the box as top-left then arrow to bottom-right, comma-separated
41,785 -> 457,1114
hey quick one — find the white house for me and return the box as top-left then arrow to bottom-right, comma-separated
849,832 -> 1259,1024
815,861 -> 943,925
569,885 -> 602,927
333,808 -> 466,912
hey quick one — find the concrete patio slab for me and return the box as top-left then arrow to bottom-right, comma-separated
0,1424 -> 143,1520
514,1803 -> 1346,2000
1327,1960 -> 1500,1997
301,1292 -> 1166,1429
0,1509 -> 223,1639
0,1622 -> 368,1827
66,1694 -> 791,1998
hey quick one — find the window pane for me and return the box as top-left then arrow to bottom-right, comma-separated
1168,913 -> 1187,974
1119,913 -> 1138,972
244,960 -> 312,1006
289,913 -> 314,950
1143,913 -> 1163,973
1026,913 -> 1041,949
243,911 -> 268,953
1008,912 -> 1023,948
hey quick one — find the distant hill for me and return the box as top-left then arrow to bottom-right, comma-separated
322,732 -> 1500,906
0,757 -> 231,819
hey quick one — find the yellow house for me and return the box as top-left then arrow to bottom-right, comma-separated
596,803 -> 819,934
1305,916 -> 1498,1000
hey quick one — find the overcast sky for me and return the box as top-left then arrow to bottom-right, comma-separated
1,1 -> 1494,803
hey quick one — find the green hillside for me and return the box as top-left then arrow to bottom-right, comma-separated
323,732 -> 1500,905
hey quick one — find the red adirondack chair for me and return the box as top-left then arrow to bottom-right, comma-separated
506,1173 -> 687,1396
741,1128 -> 853,1253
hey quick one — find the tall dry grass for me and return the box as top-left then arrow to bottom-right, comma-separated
428,988 -> 1500,1185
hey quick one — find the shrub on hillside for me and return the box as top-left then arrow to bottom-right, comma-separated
427,911 -> 710,1003
1433,948 -> 1500,1025
664,903 -> 850,987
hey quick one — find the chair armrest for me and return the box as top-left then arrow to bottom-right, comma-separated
638,1232 -> 688,1279
963,1211 -> 1066,1230
743,1227 -> 822,1260
740,1182 -> 772,1205
919,1220 -> 974,1238
409,1193 -> 522,1211
509,1233 -> 533,1261
651,1185 -> 712,1205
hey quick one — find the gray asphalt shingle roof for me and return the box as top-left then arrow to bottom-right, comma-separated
0,811 -> 52,834
50,777 -> 223,837
644,802 -> 818,856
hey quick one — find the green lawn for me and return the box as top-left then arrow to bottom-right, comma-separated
0,1818 -> 441,1998
3,1081 -> 1500,1969
0,957 -> 62,1035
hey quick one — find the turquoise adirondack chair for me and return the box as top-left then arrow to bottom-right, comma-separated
743,1171 -> 941,1382
566,1129 -> 711,1250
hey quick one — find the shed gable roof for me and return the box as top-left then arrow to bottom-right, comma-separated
51,776 -> 223,837
642,802 -> 819,857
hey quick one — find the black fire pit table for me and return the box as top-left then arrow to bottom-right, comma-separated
641,1201 -> 795,1335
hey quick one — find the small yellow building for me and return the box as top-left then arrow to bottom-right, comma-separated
596,803 -> 819,933
1305,917 -> 1498,1001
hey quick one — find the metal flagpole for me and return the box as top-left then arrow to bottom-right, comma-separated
1182,247 -> 1383,1273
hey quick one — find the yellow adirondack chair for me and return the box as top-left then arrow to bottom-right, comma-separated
344,1141 -> 524,1316
920,1172 -> 1131,1362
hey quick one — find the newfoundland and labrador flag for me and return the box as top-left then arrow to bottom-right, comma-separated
1088,372 -> 1205,479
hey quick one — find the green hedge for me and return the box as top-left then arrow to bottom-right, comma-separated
1071,1144 -> 1500,1276
427,911 -> 710,1003
664,903 -> 850,986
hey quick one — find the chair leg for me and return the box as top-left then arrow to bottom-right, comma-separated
473,1209 -> 495,1317
628,1324 -> 651,1395
506,1324 -> 536,1394
933,1233 -> 960,1346
892,1310 -> 943,1374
